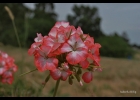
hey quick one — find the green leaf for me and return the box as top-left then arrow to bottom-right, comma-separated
68,76 -> 73,85
75,74 -> 80,82
77,68 -> 82,75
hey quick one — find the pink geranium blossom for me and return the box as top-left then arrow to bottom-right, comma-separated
0,50 -> 18,84
27,21 -> 102,86
50,62 -> 72,81
61,33 -> 88,65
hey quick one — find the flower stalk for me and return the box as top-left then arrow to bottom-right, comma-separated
53,79 -> 61,97
21,21 -> 102,97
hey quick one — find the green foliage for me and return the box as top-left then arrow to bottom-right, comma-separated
67,4 -> 134,58
0,3 -> 31,47
0,78 -> 41,97
0,3 -> 135,58
27,18 -> 56,47
0,3 -> 57,48
24,3 -> 57,48
96,34 -> 134,58
67,4 -> 105,39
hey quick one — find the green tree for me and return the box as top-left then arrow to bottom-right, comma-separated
121,31 -> 129,44
0,3 -> 31,47
96,32 -> 134,58
67,5 -> 105,41
27,3 -> 57,47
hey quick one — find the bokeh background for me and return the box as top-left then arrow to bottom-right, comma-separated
0,3 -> 140,97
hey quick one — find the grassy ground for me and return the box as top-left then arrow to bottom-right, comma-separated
0,43 -> 140,97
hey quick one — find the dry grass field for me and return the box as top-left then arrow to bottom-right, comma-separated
0,43 -> 140,97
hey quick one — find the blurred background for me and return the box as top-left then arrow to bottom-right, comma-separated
0,3 -> 140,97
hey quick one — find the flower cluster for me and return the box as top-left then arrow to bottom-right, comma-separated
0,50 -> 18,84
28,21 -> 102,85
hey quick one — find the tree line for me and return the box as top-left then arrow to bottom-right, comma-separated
0,3 -> 136,58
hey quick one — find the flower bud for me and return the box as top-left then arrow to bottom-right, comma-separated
79,80 -> 83,86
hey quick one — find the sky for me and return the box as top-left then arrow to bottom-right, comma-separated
24,3 -> 140,45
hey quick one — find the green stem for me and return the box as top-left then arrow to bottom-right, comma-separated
12,20 -> 24,64
19,68 -> 37,77
53,79 -> 61,97
12,20 -> 22,49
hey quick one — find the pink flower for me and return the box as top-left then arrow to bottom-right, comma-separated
28,42 -> 41,56
35,54 -> 58,72
48,27 -> 66,44
0,50 -> 18,84
88,43 -> 101,66
1,75 -> 14,84
34,33 -> 43,43
0,60 -> 7,75
54,21 -> 69,28
50,63 -> 72,81
27,21 -> 102,86
61,33 -> 88,65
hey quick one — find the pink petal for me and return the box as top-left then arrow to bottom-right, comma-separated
76,26 -> 83,35
34,33 -> 43,43
61,21 -> 69,27
54,22 -> 61,28
35,56 -> 48,72
43,36 -> 60,52
94,43 -> 101,48
61,71 -> 69,81
50,69 -> 61,80
1,61 -> 5,66
43,37 -> 54,48
64,26 -> 76,38
94,59 -> 100,66
40,45 -> 51,56
79,60 -> 89,69
12,64 -> 18,72
76,48 -> 88,61
51,43 -> 61,52
48,47 -> 61,57
62,62 -> 69,71
2,71 -> 13,78
35,56 -> 58,72
76,37 -> 87,49
61,43 -> 73,53
0,68 -> 6,75
1,76 -> 13,84
28,42 -> 41,56
57,32 -> 66,43
28,48 -> 35,56
68,33 -> 87,49
45,58 -> 58,70
67,34 -> 77,47
66,51 -> 82,65
48,27 -> 57,38
2,53 -> 8,58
